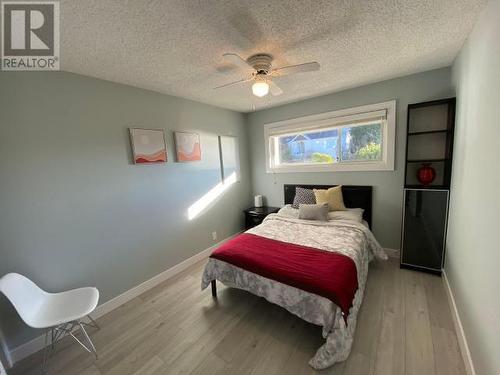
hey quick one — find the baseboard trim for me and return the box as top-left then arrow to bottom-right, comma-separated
8,233 -> 239,366
383,248 -> 400,259
442,270 -> 476,375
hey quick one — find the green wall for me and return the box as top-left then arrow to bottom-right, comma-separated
0,71 -> 252,351
447,1 -> 500,374
245,68 -> 453,249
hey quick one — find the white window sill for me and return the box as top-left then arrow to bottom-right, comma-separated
266,161 -> 394,173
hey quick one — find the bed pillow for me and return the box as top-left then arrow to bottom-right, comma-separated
277,205 -> 299,219
328,208 -> 364,223
292,187 -> 316,208
298,203 -> 329,221
313,186 -> 346,211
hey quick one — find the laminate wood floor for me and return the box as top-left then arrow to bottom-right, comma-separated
11,257 -> 466,375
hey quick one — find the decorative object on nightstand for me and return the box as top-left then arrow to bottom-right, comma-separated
244,206 -> 280,229
401,98 -> 456,275
254,195 -> 263,207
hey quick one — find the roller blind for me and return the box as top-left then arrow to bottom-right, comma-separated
268,109 -> 387,137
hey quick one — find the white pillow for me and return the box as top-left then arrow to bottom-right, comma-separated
277,204 -> 299,219
328,208 -> 364,223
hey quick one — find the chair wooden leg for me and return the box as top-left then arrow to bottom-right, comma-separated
211,280 -> 217,298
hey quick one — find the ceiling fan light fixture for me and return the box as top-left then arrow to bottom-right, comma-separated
216,52 -> 320,98
252,81 -> 269,97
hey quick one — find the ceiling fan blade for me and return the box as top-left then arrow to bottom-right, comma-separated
272,62 -> 320,77
223,53 -> 253,70
213,77 -> 253,90
269,80 -> 284,96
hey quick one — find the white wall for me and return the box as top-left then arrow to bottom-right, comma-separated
447,1 -> 500,374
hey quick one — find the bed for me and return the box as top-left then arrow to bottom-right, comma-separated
201,184 -> 387,369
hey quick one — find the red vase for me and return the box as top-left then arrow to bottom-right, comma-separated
417,163 -> 436,186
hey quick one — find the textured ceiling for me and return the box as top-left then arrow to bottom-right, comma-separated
60,0 -> 486,112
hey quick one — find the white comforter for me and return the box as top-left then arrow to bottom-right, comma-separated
201,213 -> 386,369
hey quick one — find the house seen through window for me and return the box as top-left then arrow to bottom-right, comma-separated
278,123 -> 382,165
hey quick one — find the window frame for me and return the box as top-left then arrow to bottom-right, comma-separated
264,100 -> 396,173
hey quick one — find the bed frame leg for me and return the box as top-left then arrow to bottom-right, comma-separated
211,280 -> 217,298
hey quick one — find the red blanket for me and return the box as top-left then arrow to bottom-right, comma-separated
210,233 -> 358,318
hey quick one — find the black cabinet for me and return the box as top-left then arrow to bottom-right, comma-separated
401,189 -> 449,274
244,206 -> 280,229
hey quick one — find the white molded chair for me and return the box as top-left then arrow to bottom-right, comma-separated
0,273 -> 100,373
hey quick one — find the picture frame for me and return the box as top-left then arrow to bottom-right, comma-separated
174,131 -> 202,162
129,128 -> 167,164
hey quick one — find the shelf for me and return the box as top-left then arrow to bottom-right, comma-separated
408,98 -> 456,109
405,185 -> 450,190
405,97 -> 455,190
408,129 -> 449,136
406,158 -> 448,163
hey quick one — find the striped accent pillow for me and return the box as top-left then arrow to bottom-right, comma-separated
292,187 -> 316,208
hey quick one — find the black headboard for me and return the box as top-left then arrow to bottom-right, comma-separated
283,184 -> 373,228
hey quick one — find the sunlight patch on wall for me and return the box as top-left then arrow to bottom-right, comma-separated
187,172 -> 237,220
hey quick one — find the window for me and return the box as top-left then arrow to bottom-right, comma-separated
187,135 -> 240,220
265,101 -> 396,172
219,135 -> 240,182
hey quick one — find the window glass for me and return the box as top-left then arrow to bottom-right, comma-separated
341,123 -> 382,162
277,128 -> 339,164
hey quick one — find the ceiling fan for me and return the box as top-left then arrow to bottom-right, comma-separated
214,53 -> 320,98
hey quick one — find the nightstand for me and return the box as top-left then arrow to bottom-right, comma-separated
244,206 -> 280,229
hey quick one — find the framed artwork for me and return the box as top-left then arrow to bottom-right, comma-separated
174,131 -> 201,162
129,128 -> 167,164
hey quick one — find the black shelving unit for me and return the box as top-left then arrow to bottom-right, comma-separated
401,98 -> 456,275
404,98 -> 456,188
407,129 -> 449,136
406,158 -> 447,163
